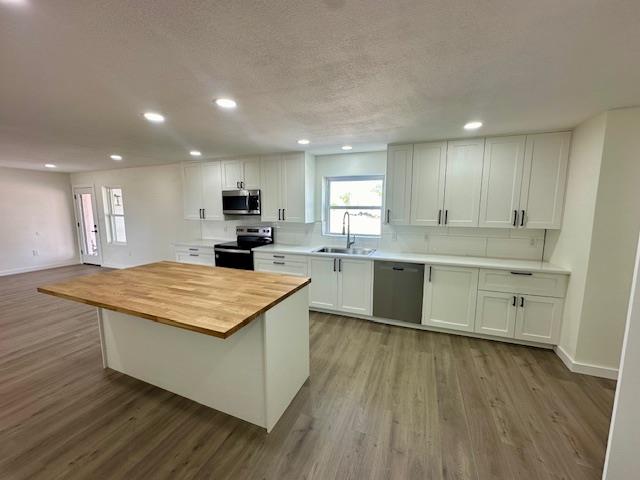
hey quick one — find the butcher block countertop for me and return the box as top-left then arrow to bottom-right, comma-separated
37,261 -> 311,339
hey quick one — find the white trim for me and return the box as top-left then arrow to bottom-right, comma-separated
101,263 -> 126,269
554,344 -> 619,380
0,259 -> 81,277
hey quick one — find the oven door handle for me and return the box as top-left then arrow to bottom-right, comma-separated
214,248 -> 252,254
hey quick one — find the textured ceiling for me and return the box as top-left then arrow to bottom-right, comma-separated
1,0 -> 639,172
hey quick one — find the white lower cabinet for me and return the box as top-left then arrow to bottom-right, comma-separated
308,257 -> 372,315
308,257 -> 339,310
475,290 -> 517,338
515,295 -> 563,344
422,266 -> 479,332
175,251 -> 215,266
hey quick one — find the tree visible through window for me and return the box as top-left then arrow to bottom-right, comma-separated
325,176 -> 384,236
104,187 -> 127,244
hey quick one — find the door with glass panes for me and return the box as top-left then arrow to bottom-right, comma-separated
73,186 -> 102,265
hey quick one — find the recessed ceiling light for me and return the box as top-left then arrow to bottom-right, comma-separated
110,154 -> 123,161
44,163 -> 56,168
464,121 -> 483,130
297,139 -> 310,145
341,145 -> 353,151
143,112 -> 165,123
214,98 -> 237,109
190,150 -> 202,157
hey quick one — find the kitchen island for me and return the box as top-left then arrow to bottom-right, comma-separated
37,261 -> 311,432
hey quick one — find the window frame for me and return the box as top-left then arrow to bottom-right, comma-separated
103,186 -> 127,245
323,175 -> 384,238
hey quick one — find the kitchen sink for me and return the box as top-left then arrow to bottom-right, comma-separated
314,247 -> 376,256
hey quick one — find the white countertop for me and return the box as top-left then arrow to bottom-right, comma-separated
252,244 -> 571,274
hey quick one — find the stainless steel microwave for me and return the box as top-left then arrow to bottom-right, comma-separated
222,189 -> 261,215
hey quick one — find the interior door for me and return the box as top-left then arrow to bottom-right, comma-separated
443,139 -> 485,227
478,135 -> 526,228
73,186 -> 102,265
410,141 -> 447,226
422,265 -> 479,332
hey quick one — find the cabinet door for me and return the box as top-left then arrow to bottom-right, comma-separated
410,141 -> 447,226
337,259 -> 373,315
423,266 -> 479,332
475,290 -> 517,338
519,132 -> 571,229
479,136 -> 526,228
260,155 -> 282,222
242,158 -> 261,190
515,295 -> 563,345
201,161 -> 223,220
221,160 -> 243,189
443,139 -> 485,227
182,162 -> 203,220
308,257 -> 339,309
281,153 -> 306,223
385,144 -> 413,225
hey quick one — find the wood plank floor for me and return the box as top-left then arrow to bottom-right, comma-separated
0,265 -> 616,480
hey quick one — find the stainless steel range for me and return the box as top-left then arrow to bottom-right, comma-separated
214,226 -> 273,270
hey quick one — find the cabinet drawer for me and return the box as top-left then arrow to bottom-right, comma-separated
254,259 -> 308,277
254,252 -> 307,263
479,269 -> 567,298
175,245 -> 215,256
175,252 -> 215,266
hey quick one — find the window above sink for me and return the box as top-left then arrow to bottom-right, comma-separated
324,175 -> 384,237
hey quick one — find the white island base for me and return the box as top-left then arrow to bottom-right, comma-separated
96,287 -> 310,433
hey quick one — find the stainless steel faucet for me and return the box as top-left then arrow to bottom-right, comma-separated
342,212 -> 356,248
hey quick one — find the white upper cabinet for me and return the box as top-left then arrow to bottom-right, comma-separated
222,158 -> 261,190
519,132 -> 571,229
422,265 -> 479,332
442,138 -> 485,227
410,142 -> 447,226
259,154 -> 282,222
182,162 -> 204,220
479,136 -> 526,228
182,161 -> 223,220
385,144 -> 413,224
201,161 -> 223,220
259,152 -> 314,223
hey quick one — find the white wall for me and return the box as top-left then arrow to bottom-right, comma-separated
0,167 -> 78,275
547,107 -> 640,376
71,164 -> 200,268
545,113 -> 607,358
603,234 -> 640,479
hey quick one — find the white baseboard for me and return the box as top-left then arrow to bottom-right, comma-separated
101,263 -> 125,269
555,345 -> 619,380
0,259 -> 81,277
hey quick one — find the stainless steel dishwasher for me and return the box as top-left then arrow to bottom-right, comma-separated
372,261 -> 424,324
